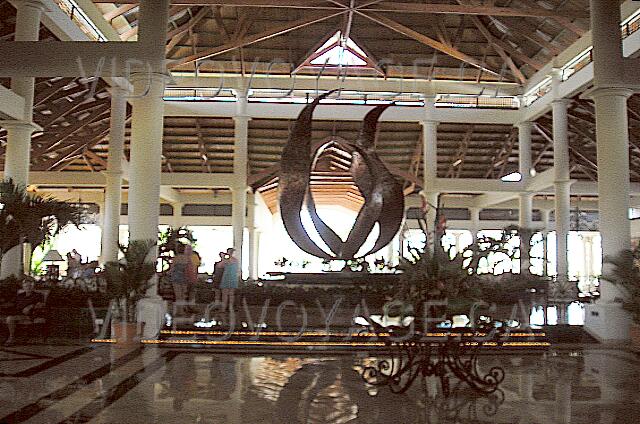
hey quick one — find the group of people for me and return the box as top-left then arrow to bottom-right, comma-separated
168,244 -> 201,311
168,245 -> 239,313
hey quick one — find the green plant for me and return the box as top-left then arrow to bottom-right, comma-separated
30,240 -> 53,276
104,240 -> 157,322
603,244 -> 640,324
0,179 -> 87,273
396,243 -> 479,312
158,226 -> 196,271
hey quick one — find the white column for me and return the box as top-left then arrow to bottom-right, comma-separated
100,87 -> 127,264
128,74 -> 166,253
247,193 -> 258,280
0,0 -> 45,279
5,0 -> 45,184
552,71 -> 571,283
592,88 -> 633,302
542,209 -> 551,277
517,120 -> 534,229
469,207 -> 480,242
385,237 -> 395,264
583,234 -> 593,280
584,0 -> 633,340
421,99 -> 440,247
518,121 -> 534,275
172,202 -> 183,228
129,0 -> 170,339
232,90 -> 250,273
518,121 -> 533,184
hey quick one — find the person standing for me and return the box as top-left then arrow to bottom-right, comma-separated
212,251 -> 226,305
184,245 -> 200,305
219,248 -> 239,312
169,244 -> 193,314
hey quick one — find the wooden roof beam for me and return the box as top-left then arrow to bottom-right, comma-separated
103,4 -> 138,22
488,17 -> 563,56
169,11 -> 345,68
91,1 -> 588,18
166,6 -> 210,41
359,2 -> 589,19
467,15 -> 526,84
358,11 -> 503,77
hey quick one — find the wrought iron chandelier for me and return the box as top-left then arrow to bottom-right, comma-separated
360,333 -> 506,396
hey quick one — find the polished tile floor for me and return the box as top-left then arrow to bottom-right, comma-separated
1,343 -> 640,423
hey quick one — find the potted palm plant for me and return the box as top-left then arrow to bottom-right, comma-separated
0,179 -> 86,277
603,244 -> 640,350
104,240 -> 157,344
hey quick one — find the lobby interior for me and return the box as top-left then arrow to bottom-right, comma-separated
1,0 -> 640,422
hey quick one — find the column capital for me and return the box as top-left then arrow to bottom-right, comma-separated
128,72 -> 169,98
420,119 -> 439,127
234,114 -> 252,122
108,85 -> 132,98
552,98 -> 572,106
103,170 -> 124,178
422,97 -> 437,122
554,178 -> 574,185
234,90 -> 251,119
581,86 -> 634,100
513,121 -> 533,133
515,120 -> 533,129
0,120 -> 41,132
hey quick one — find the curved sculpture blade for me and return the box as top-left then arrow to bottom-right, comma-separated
345,104 -> 405,258
341,143 -> 385,258
279,91 -> 335,258
351,103 -> 392,201
304,141 -> 344,256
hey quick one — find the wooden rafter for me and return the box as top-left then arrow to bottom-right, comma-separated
212,5 -> 231,40
103,4 -> 137,22
169,11 -> 345,68
467,15 -> 526,84
119,5 -> 192,41
195,118 -> 212,173
489,17 -> 563,57
464,13 -> 543,71
84,148 -> 108,168
46,125 -> 112,171
485,128 -> 516,178
358,11 -> 502,77
166,6 -> 210,41
91,1 -> 589,19
532,122 -> 554,167
33,78 -> 75,106
35,102 -> 111,158
446,126 -> 473,178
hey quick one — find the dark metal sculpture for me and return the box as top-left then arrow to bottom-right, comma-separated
279,92 -> 405,260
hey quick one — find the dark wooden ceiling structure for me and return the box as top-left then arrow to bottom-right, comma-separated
3,1 -> 640,212
94,0 -> 589,83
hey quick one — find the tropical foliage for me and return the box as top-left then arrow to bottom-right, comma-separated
104,240 -> 157,322
158,226 -> 196,270
394,217 -> 552,323
0,179 -> 87,274
603,243 -> 640,324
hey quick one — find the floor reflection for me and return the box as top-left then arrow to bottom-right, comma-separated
85,347 -> 640,424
